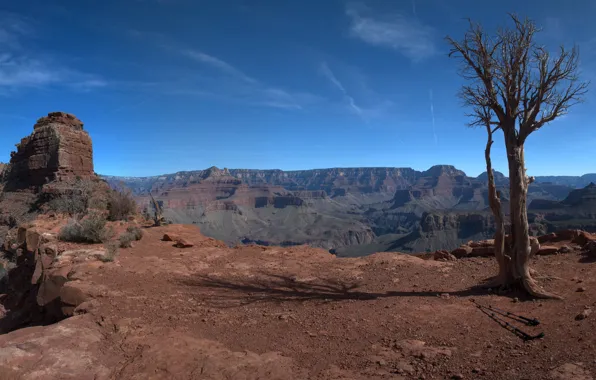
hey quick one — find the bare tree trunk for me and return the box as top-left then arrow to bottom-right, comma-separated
484,129 -> 508,287
505,131 -> 561,299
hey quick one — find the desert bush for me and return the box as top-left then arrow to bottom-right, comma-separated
118,233 -> 134,248
48,178 -> 106,216
107,190 -> 137,221
102,241 -> 119,262
48,196 -> 86,216
118,226 -> 144,248
58,213 -> 113,243
126,225 -> 144,240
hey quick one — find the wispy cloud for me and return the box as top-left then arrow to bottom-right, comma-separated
177,48 -> 320,110
183,50 -> 258,84
318,60 -> 395,122
0,11 -> 105,93
319,62 -> 363,117
429,89 -> 438,145
345,3 -> 436,61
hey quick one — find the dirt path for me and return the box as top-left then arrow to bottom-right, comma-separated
1,224 -> 596,379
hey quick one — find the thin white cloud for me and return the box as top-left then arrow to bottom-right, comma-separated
319,61 -> 363,117
346,3 -> 436,61
318,61 -> 396,122
0,55 -> 56,86
179,48 -> 319,110
0,12 -> 105,92
184,50 -> 258,84
429,89 -> 438,145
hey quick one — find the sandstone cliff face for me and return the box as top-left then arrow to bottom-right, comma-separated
3,112 -> 94,191
528,183 -> 596,233
420,212 -> 494,236
0,113 -> 99,230
105,167 -> 421,197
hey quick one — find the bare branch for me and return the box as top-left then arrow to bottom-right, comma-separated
447,14 -> 589,145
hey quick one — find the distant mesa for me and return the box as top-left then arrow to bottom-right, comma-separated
422,165 -> 466,178
476,170 -> 507,183
200,166 -> 233,180
562,182 -> 596,207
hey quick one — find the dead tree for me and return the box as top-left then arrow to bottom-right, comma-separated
446,15 -> 588,299
473,106 -> 508,287
149,192 -> 164,227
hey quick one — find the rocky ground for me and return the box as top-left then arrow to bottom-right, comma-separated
0,224 -> 595,380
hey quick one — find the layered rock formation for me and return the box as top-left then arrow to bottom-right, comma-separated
105,164 -> 592,253
528,183 -> 596,233
3,112 -> 94,191
0,112 -> 101,230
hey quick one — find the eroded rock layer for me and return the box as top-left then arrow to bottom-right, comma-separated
4,112 -> 94,191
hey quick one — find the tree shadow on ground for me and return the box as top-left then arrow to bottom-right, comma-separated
176,272 -> 524,309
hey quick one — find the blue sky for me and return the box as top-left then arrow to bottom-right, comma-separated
0,0 -> 594,177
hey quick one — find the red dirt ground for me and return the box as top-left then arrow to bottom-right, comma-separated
1,224 -> 595,379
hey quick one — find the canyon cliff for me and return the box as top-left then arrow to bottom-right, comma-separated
105,164 -> 595,253
0,112 -> 104,231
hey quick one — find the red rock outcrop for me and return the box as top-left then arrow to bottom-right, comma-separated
3,112 -> 94,191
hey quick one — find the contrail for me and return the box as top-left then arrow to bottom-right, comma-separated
319,61 -> 364,120
412,0 -> 417,16
429,89 -> 438,146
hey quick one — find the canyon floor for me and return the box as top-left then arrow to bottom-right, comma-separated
1,224 -> 595,380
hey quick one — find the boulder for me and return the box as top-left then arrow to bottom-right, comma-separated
433,250 -> 456,261
60,280 -> 95,308
174,238 -> 194,248
25,228 -> 43,253
162,233 -> 180,242
536,246 -> 559,256
31,250 -> 54,285
469,239 -> 494,248
451,245 -> 473,258
470,246 -> 494,257
36,265 -> 72,307
538,233 -> 557,244
555,229 -> 582,242
573,231 -> 596,246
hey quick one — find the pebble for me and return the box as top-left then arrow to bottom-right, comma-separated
576,309 -> 592,321
577,287 -> 587,292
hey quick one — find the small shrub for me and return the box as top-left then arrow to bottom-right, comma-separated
118,232 -> 134,248
102,241 -> 119,262
107,190 -> 137,221
58,214 -> 112,243
47,178 -> 106,216
118,226 -> 143,248
126,225 -> 144,241
48,196 -> 86,216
